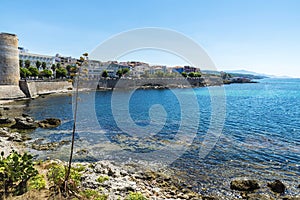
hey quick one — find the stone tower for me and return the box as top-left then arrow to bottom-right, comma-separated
0,33 -> 20,85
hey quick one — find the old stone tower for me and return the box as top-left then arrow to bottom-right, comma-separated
0,33 -> 20,85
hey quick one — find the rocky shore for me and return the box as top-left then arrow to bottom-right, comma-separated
1,103 -> 300,200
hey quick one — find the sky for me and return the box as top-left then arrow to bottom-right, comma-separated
1,0 -> 300,77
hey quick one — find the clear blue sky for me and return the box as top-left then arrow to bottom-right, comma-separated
1,0 -> 300,77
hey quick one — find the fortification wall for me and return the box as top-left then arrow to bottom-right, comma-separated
0,85 -> 25,99
19,81 -> 72,98
0,33 -> 20,85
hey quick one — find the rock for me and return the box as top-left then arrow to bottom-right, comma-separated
267,180 -> 286,193
202,197 -> 217,200
32,140 -> 70,151
298,184 -> 300,189
38,118 -> 61,128
7,132 -> 23,142
22,113 -> 29,117
0,117 -> 15,125
0,127 -> 9,137
282,196 -> 300,200
11,117 -> 38,129
81,173 -> 101,189
76,149 -> 89,155
247,193 -> 272,200
111,177 -> 136,192
230,179 -> 260,191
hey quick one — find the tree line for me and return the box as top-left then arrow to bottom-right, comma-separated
19,59 -> 77,79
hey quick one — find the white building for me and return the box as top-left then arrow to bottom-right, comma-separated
87,60 -> 112,79
19,50 -> 55,69
149,65 -> 167,74
131,64 -> 151,77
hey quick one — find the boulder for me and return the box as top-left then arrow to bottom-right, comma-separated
230,179 -> 260,191
267,180 -> 286,194
11,117 -> 38,129
38,118 -> 61,128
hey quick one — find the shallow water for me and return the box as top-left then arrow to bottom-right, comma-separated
22,78 -> 300,197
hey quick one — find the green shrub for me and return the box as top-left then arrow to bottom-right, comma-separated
125,192 -> 148,200
47,163 -> 81,193
80,189 -> 108,200
96,175 -> 109,183
28,174 -> 46,190
0,151 -> 38,195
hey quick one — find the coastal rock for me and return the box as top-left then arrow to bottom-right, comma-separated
0,117 -> 15,125
0,127 -> 10,137
22,113 -> 30,117
76,148 -> 89,155
38,118 -> 61,128
281,196 -> 300,200
202,197 -> 218,200
230,179 -> 260,191
247,193 -> 272,200
111,177 -> 137,192
267,180 -> 286,194
81,173 -> 101,189
32,140 -> 70,151
7,132 -> 23,142
11,117 -> 38,129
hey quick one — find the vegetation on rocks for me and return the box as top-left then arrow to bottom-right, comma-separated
28,174 -> 46,190
125,192 -> 147,200
0,151 -> 38,196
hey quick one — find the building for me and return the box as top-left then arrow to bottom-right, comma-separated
172,66 -> 184,74
184,66 -> 199,73
86,60 -> 111,79
149,65 -> 167,75
131,64 -> 151,77
106,62 -> 131,78
19,50 -> 56,69
171,66 -> 200,74
55,54 -> 78,67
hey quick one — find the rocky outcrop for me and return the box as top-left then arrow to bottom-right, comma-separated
11,116 -> 38,129
0,127 -> 30,142
230,179 -> 260,191
267,180 -> 286,194
79,160 -> 202,200
38,118 -> 61,128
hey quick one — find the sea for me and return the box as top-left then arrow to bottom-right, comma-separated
20,78 -> 300,197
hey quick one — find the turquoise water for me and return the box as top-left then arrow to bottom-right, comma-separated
24,78 -> 300,196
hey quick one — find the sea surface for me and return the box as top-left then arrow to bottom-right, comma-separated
21,78 -> 300,197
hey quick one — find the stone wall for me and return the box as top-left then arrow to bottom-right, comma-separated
0,85 -> 25,99
19,81 -> 72,98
